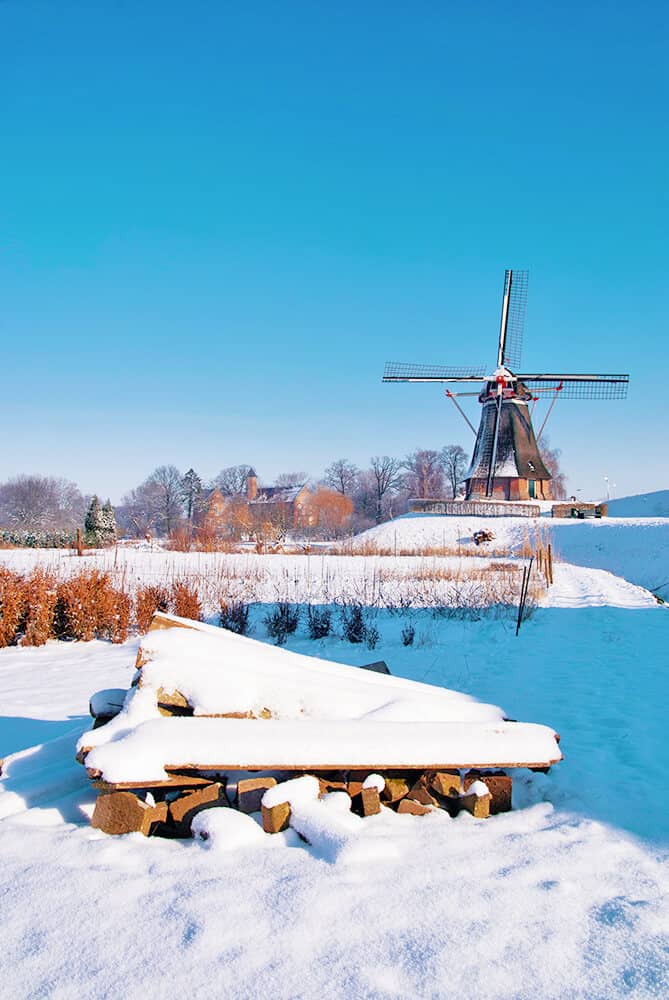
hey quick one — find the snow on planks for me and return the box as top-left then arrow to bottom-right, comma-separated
83,717 -> 562,785
77,612 -> 562,835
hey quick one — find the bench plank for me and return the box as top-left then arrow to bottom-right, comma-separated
83,717 -> 562,784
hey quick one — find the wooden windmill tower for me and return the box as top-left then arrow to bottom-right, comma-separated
383,270 -> 629,501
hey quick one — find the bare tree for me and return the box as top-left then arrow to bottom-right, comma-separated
145,465 -> 184,536
441,444 -> 469,498
540,438 -> 568,499
215,465 -> 253,496
369,456 -> 404,524
403,449 -> 444,499
117,480 -> 162,538
275,471 -> 307,489
324,458 -> 359,496
0,475 -> 86,532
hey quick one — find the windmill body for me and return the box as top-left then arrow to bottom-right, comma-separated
465,374 -> 552,500
383,270 -> 628,503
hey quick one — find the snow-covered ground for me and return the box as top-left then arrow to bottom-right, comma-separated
608,489 -> 669,518
1,516 -> 668,997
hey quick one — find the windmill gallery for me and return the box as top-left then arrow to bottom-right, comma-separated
383,269 -> 629,512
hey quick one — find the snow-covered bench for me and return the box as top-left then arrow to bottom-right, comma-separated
78,613 -> 562,836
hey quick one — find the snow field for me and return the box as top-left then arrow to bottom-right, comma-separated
1,513 -> 668,997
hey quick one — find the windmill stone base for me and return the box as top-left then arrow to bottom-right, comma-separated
408,499 -> 540,518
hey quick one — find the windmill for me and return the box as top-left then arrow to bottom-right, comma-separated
383,270 -> 629,501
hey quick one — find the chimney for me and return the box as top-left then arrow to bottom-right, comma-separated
246,468 -> 258,501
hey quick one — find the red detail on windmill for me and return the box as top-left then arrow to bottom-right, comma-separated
496,375 -> 507,388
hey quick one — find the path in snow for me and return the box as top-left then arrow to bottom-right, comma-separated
544,563 -> 656,608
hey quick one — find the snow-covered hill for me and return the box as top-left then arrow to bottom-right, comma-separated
607,488 -> 669,518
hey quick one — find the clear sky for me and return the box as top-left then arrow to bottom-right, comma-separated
1,1 -> 667,502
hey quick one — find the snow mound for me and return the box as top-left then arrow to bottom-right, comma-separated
191,807 -> 301,851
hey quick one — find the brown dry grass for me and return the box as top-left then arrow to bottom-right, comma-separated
171,579 -> 202,620
0,567 -> 26,646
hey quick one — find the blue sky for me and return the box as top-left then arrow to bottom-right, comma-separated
1,1 -> 667,502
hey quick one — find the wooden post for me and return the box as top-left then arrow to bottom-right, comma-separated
547,544 -> 553,586
76,528 -> 83,557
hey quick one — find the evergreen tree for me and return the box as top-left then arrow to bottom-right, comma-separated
84,496 -> 103,546
180,468 -> 204,523
101,500 -> 117,544
84,496 -> 117,546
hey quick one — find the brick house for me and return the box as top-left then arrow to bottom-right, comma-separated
200,470 -> 312,540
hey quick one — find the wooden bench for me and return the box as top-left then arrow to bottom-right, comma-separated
79,612 -> 562,836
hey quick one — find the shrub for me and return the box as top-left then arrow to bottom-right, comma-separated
171,579 -> 201,621
54,570 -> 119,641
0,568 -> 26,646
401,623 -> 415,647
109,589 -> 132,643
22,570 -> 58,646
135,585 -> 170,634
219,601 -> 252,635
264,602 -> 300,645
306,605 -> 331,640
365,625 -> 380,650
340,604 -> 366,644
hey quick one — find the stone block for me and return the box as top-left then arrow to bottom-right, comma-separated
397,799 -> 434,816
237,777 -> 277,814
407,776 -> 440,807
347,770 -> 373,799
92,791 -> 163,836
464,771 -> 512,814
380,776 -> 410,803
262,801 -> 291,834
316,771 -> 349,796
429,770 -> 462,797
169,783 -> 228,833
361,787 -> 381,816
459,791 -> 491,819
156,687 -> 192,715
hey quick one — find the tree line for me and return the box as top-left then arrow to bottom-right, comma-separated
0,440 -> 566,543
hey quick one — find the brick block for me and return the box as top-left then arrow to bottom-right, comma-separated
397,799 -> 434,816
262,801 -> 291,834
316,771 -> 349,796
156,687 -> 192,716
169,783 -> 228,834
429,770 -> 462,797
407,776 -> 440,807
361,787 -> 381,817
346,770 -> 370,799
459,791 -> 491,819
237,777 -> 277,814
464,771 -> 512,814
92,791 -> 163,836
380,777 -> 410,803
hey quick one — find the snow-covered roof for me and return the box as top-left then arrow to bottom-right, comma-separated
251,484 -> 307,504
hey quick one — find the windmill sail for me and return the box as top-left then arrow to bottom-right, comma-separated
517,374 -> 629,399
383,362 -> 485,382
497,269 -> 527,370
